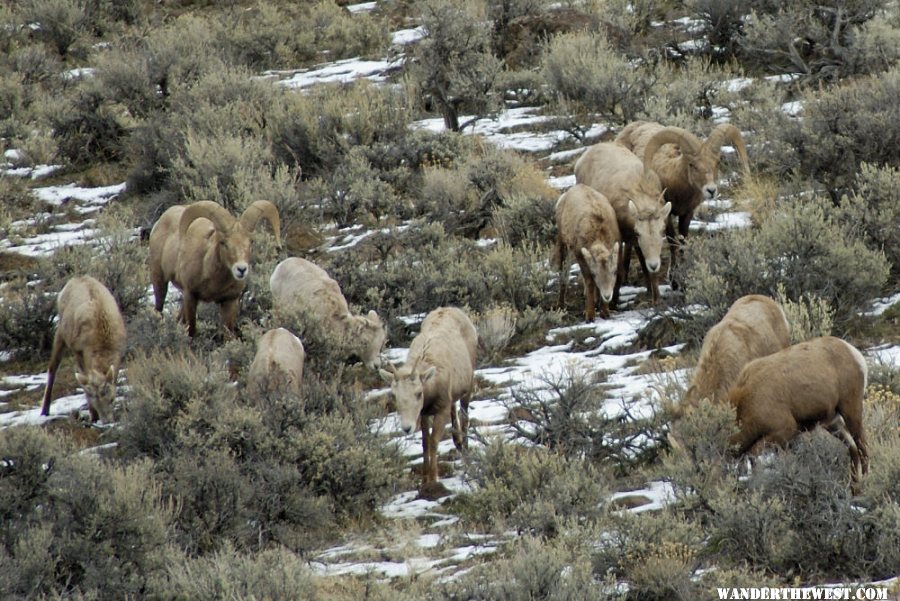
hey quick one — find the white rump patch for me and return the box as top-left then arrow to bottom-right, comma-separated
841,340 -> 868,389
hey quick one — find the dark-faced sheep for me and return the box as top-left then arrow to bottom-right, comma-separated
379,307 -> 478,497
149,200 -> 281,337
269,257 -> 386,370
727,336 -> 869,492
41,276 -> 126,422
616,121 -> 750,271
574,141 -> 671,305
554,183 -> 621,321
682,294 -> 790,409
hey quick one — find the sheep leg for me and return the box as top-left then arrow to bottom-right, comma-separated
220,299 -> 240,337
459,392 -> 470,451
556,240 -> 569,310
837,404 -> 869,483
665,216 -> 682,289
575,254 -> 596,322
40,331 -> 66,416
181,292 -> 198,337
151,269 -> 168,313
634,247 -> 660,303
424,412 -> 450,485
621,240 -> 634,285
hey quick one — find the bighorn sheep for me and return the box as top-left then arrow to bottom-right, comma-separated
41,276 -> 126,422
554,184 -> 621,321
727,336 -> 869,492
149,200 -> 281,337
681,295 -> 790,409
269,257 -> 386,370
247,328 -> 305,398
574,142 -> 671,304
379,307 -> 478,495
616,121 -> 750,270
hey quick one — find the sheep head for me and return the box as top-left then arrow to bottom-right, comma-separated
704,123 -> 751,179
179,200 -> 281,283
379,359 -> 437,434
627,193 -> 671,273
75,365 -> 116,422
346,310 -> 387,370
643,126 -> 722,200
580,241 -> 619,304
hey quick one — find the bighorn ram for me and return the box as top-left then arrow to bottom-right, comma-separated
727,336 -> 869,492
681,295 -> 790,409
149,200 -> 281,337
379,307 -> 478,496
41,276 -> 126,422
247,327 -> 305,398
616,121 -> 750,269
554,184 -> 621,321
269,257 -> 386,370
574,142 -> 671,304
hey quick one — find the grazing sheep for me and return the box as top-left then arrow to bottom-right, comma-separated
41,276 -> 126,422
269,257 -> 386,370
727,336 -> 869,492
616,121 -> 750,270
574,142 -> 671,304
681,295 -> 790,409
149,200 -> 281,337
554,184 -> 621,321
379,307 -> 478,495
247,328 -> 305,398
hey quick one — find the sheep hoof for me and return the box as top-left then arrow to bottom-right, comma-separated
418,481 -> 452,500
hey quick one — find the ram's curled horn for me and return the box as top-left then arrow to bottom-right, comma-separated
705,123 -> 751,176
178,201 -> 237,237
240,200 -> 282,246
642,126 -> 703,169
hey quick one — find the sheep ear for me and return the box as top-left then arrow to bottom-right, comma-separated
628,200 -> 638,218
420,366 -> 437,383
75,371 -> 88,387
661,201 -> 672,218
106,365 -> 115,380
579,247 -> 592,263
378,369 -> 394,384
366,310 -> 381,326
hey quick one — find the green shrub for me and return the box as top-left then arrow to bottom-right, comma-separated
11,43 -> 61,85
508,368 -> 668,472
0,428 -> 173,600
441,533 -> 602,600
839,163 -> 900,274
20,0 -> 88,57
0,277 -> 57,361
51,86 -> 126,167
775,283 -> 834,342
409,0 -> 503,131
739,0 -> 895,82
796,67 -> 900,200
709,429 -> 900,579
542,30 -> 655,124
457,436 -> 609,536
679,198 -> 890,335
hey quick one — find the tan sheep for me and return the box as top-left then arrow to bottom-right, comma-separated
247,328 -> 305,398
269,257 -> 386,370
574,142 -> 671,304
727,336 -> 869,493
149,200 -> 281,337
554,183 -> 621,321
41,276 -> 126,422
681,294 -> 790,409
616,121 -> 750,270
379,307 -> 478,496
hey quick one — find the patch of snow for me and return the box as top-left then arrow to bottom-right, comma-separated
689,210 -> 752,232
31,182 -> 126,211
276,58 -> 399,90
0,392 -> 87,429
610,481 -> 675,513
548,174 -> 575,190
392,27 -> 426,45
346,1 -> 377,13
1,226 -> 99,257
867,344 -> 900,368
62,67 -> 95,80
863,292 -> 900,317
782,101 -> 803,117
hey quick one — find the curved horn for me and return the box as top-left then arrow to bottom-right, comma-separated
179,201 -> 236,237
240,200 -> 282,247
642,127 -> 703,172
705,123 -> 751,177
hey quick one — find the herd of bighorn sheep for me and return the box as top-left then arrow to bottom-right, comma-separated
40,119 -> 871,496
